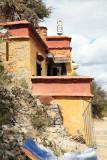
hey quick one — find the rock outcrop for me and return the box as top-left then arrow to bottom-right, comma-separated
0,83 -> 87,160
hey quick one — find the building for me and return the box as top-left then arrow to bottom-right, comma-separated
0,20 -> 95,144
35,21 -> 75,76
0,20 -> 75,80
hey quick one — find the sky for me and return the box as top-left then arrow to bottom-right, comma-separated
40,0 -> 107,94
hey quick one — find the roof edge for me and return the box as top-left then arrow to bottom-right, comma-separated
31,76 -> 94,80
0,20 -> 29,26
46,36 -> 72,40
0,20 -> 49,53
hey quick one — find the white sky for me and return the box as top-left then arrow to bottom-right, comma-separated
40,0 -> 107,94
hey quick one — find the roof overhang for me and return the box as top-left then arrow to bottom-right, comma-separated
54,54 -> 71,63
48,47 -> 72,52
54,58 -> 71,63
46,53 -> 71,64
46,36 -> 72,41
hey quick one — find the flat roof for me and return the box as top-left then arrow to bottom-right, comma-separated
31,76 -> 94,80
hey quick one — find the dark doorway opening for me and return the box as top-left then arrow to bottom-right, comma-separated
47,64 -> 51,76
47,63 -> 67,76
53,68 -> 57,76
37,63 -> 41,76
62,63 -> 67,75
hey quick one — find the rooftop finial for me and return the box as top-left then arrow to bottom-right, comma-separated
57,20 -> 63,35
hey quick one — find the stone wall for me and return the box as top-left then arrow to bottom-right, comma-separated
0,42 -> 6,62
0,39 -> 32,89
0,37 -> 48,89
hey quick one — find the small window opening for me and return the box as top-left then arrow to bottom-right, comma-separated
6,42 -> 9,61
36,59 -> 41,76
37,63 -> 41,76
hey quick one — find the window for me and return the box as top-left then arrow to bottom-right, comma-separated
6,42 -> 9,61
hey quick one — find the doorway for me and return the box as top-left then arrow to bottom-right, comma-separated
51,65 -> 62,76
36,60 -> 41,76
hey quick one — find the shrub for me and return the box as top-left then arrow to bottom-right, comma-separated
0,65 -> 4,73
19,78 -> 28,89
0,65 -> 8,86
0,102 -> 12,127
91,80 -> 107,118
31,107 -> 52,132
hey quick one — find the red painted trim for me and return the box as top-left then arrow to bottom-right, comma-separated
31,76 -> 93,97
46,39 -> 71,48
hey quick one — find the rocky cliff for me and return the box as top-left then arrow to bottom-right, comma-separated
0,79 -> 87,160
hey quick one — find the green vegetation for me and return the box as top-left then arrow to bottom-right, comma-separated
21,132 -> 28,140
0,0 -> 52,26
0,65 -> 8,86
60,148 -> 67,154
0,66 -> 13,128
91,80 -> 107,118
31,107 -> 52,133
53,149 -> 59,157
0,102 -> 13,129
0,65 -> 4,73
0,103 -> 7,127
42,140 -> 48,147
19,78 -> 28,89
102,100 -> 107,117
